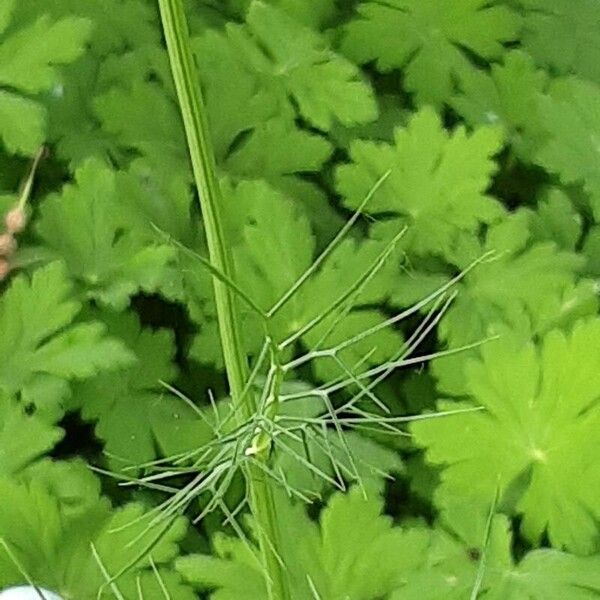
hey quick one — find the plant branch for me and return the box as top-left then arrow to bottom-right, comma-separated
157,1 -> 290,597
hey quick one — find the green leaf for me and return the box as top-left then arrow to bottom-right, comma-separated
192,1 -> 373,179
269,0 -> 337,29
336,108 -> 505,260
0,0 -> 91,154
246,2 -> 377,130
491,551 -> 600,599
188,178 -> 314,365
433,266 -> 599,395
45,57 -> 119,166
66,502 -> 187,595
319,485 -> 426,598
0,471 -> 191,598
535,78 -> 600,220
394,502 -> 512,599
229,179 -> 316,313
341,0 -> 521,106
36,159 -> 182,310
527,189 -> 583,252
23,458 -> 104,519
439,229 -> 587,351
330,93 -> 409,151
0,91 -> 45,155
395,501 -> 600,599
519,0 -> 600,86
177,485 -> 428,599
12,0 -> 158,56
228,0 -> 338,29
0,393 -> 63,476
69,310 -> 199,470
94,81 -> 189,185
0,14 -> 90,93
115,160 -> 198,247
191,27 -> 282,165
224,118 -> 332,179
0,262 -> 134,396
452,50 -> 549,160
273,176 -> 346,251
413,319 -> 600,554
115,570 -> 198,600
583,225 -> 600,277
45,44 -> 170,167
389,210 -> 595,395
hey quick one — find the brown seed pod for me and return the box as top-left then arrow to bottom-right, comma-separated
0,233 -> 16,256
4,207 -> 27,234
0,258 -> 9,281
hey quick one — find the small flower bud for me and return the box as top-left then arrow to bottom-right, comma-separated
4,207 -> 27,234
0,258 -> 9,281
0,233 -> 16,256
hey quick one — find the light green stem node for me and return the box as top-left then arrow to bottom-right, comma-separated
246,339 -> 284,458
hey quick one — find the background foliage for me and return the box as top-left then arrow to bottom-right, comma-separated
1,0 -> 600,597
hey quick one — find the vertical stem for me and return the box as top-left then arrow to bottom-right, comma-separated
157,2 -> 290,598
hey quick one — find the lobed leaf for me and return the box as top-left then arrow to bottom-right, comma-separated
0,262 -> 134,397
177,485 -> 428,599
518,0 -> 600,86
0,1 -> 91,154
413,319 -> 600,554
341,0 -> 521,106
336,108 -> 505,260
36,160 -> 182,310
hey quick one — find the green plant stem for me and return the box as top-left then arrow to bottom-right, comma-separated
18,145 -> 46,210
157,2 -> 290,598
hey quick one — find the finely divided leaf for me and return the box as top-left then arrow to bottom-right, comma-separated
224,118 -> 332,179
527,189 -> 583,252
246,2 -> 376,130
94,81 -> 189,185
229,0 -> 337,29
0,14 -> 91,92
188,178 -> 404,380
390,210 -> 595,394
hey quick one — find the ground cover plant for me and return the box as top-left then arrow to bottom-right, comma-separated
1,0 -> 600,598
